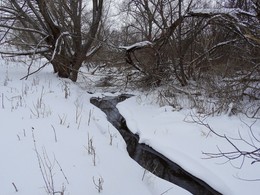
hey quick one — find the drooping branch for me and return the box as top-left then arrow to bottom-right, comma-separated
189,8 -> 258,18
188,7 -> 260,46
120,41 -> 153,73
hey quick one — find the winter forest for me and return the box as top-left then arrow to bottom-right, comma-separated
0,0 -> 259,195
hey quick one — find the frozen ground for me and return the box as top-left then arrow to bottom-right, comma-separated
0,57 -> 259,195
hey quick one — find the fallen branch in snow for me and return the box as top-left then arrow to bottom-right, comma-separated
160,187 -> 173,195
189,8 -> 257,18
189,114 -> 260,168
234,174 -> 260,182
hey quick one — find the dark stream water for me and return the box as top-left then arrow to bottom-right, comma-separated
90,94 -> 222,195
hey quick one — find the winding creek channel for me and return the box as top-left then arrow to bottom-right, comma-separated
90,94 -> 222,195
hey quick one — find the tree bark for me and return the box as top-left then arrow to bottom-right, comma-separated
51,54 -> 71,78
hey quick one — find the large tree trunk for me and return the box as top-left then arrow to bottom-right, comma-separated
70,64 -> 81,82
70,68 -> 80,82
69,52 -> 86,82
51,54 -> 71,78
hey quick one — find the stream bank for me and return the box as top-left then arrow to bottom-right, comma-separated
90,94 -> 222,195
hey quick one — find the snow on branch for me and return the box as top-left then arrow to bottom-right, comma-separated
189,8 -> 257,18
86,43 -> 102,58
119,41 -> 153,74
0,48 -> 50,56
50,31 -> 70,62
119,41 -> 153,51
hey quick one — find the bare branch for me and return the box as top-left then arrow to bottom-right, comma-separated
190,114 -> 260,166
0,48 -> 50,56
20,61 -> 49,80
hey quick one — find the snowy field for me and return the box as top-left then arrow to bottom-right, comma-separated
0,57 -> 259,195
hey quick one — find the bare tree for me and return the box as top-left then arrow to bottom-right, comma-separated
0,0 -> 103,82
189,0 -> 260,115
120,0 -> 198,87
120,0 -> 259,88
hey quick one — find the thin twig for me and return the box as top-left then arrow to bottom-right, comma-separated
51,125 -> 58,143
12,182 -> 18,192
20,61 -> 49,80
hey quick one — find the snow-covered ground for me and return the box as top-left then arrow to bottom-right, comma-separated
0,57 -> 190,195
0,57 -> 259,195
117,97 -> 260,195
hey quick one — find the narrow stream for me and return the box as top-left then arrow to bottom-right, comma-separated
90,94 -> 222,195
